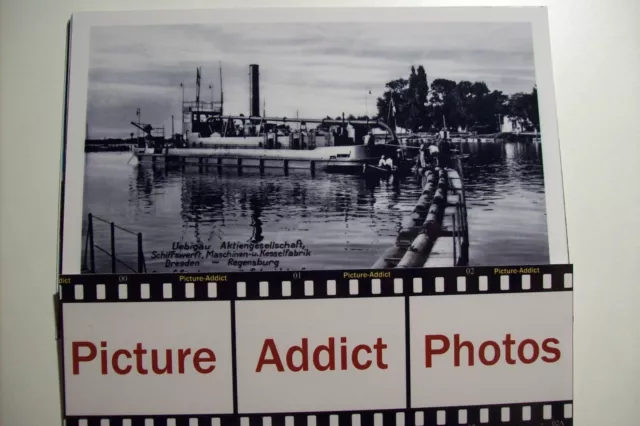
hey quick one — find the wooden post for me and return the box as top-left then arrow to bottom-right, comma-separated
217,157 -> 222,166
88,214 -> 95,273
452,213 -> 457,264
237,158 -> 243,169
137,233 -> 144,273
310,160 -> 315,172
283,160 -> 289,173
110,222 -> 116,273
259,159 -> 265,172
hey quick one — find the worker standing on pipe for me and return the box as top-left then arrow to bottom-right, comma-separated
419,140 -> 429,169
438,137 -> 452,169
428,142 -> 440,168
384,155 -> 394,170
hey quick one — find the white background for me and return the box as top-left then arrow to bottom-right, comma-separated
235,298 -> 406,413
0,0 -> 639,425
63,301 -> 234,415
410,292 -> 572,407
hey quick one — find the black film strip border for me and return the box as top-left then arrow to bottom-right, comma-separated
59,264 -> 572,303
64,400 -> 573,426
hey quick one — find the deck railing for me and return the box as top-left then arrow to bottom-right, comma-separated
82,214 -> 147,273
450,156 -> 470,266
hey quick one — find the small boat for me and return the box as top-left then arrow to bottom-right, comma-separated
363,164 -> 395,177
362,162 -> 413,178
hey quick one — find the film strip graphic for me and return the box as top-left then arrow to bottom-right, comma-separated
65,401 -> 573,425
60,264 -> 573,426
59,264 -> 572,302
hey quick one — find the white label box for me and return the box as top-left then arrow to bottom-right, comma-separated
63,301 -> 234,416
235,298 -> 406,413
410,292 -> 572,407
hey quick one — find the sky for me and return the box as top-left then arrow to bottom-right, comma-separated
86,22 -> 536,139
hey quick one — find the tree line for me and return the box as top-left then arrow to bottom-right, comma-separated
375,65 -> 540,134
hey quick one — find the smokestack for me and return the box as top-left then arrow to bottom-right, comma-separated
249,64 -> 260,117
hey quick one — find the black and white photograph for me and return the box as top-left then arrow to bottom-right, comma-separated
61,8 -> 568,274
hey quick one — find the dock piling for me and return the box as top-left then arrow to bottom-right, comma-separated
110,222 -> 116,273
137,233 -> 145,273
82,214 -> 147,274
88,214 -> 96,273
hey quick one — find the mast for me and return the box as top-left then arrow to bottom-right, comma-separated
442,114 -> 448,139
195,67 -> 201,108
136,108 -> 141,143
365,89 -> 369,116
180,82 -> 184,137
219,61 -> 223,115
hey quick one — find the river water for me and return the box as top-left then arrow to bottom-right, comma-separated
81,141 -> 549,273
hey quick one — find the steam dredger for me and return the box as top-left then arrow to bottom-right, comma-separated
132,64 -> 401,172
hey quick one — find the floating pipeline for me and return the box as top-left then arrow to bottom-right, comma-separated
371,168 -> 437,269
396,169 -> 449,268
372,165 -> 469,268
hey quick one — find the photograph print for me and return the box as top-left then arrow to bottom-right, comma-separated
61,8 -> 568,274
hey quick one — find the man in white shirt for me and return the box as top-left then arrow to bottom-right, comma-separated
428,143 -> 439,167
347,124 -> 356,143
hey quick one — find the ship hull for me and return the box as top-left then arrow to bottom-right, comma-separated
137,144 -> 368,160
134,145 -> 373,172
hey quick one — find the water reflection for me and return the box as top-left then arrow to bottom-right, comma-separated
82,141 -> 548,272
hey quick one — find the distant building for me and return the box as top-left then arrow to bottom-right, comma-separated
500,115 -> 538,134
